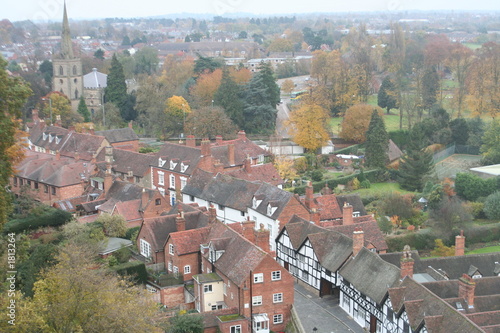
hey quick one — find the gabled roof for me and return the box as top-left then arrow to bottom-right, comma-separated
388,139 -> 403,162
251,182 -> 294,219
153,142 -> 202,176
83,68 -> 107,89
105,180 -> 151,202
225,163 -> 283,186
326,218 -> 388,252
95,128 -> 138,144
336,194 -> 367,216
339,247 -> 400,304
211,138 -> 271,167
389,277 -> 485,332
278,215 -> 326,250
169,227 -> 211,255
307,231 -> 353,273
95,147 -> 155,177
114,199 -> 142,221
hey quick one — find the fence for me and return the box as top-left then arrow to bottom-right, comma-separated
432,144 -> 480,164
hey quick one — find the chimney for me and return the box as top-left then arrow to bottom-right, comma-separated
458,274 -> 476,308
214,159 -> 224,174
186,135 -> 196,148
208,204 -> 217,223
55,150 -> 60,160
198,139 -> 214,172
237,130 -> 246,141
201,139 -> 211,156
176,206 -> 186,232
55,115 -> 62,127
68,125 -> 75,132
321,183 -> 332,195
32,109 -> 40,123
400,245 -> 414,279
228,144 -> 235,166
342,202 -> 354,225
242,218 -> 255,243
352,227 -> 364,256
310,208 -> 320,225
105,146 -> 113,164
141,188 -> 149,208
455,230 -> 465,256
89,127 -> 95,135
128,121 -> 133,129
216,135 -> 223,145
91,153 -> 97,164
127,169 -> 134,182
244,155 -> 252,173
104,164 -> 113,194
305,181 -> 314,210
254,223 -> 270,253
74,152 -> 80,161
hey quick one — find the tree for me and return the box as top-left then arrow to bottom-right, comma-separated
168,313 -> 204,333
242,74 -> 277,134
430,239 -> 455,257
365,110 -> 389,169
41,91 -> 72,126
281,79 -> 295,95
287,102 -> 330,152
454,172 -> 498,202
377,76 -> 398,114
483,191 -> 500,220
449,118 -> 469,145
340,104 -> 384,143
214,68 -> 244,129
94,48 -> 105,60
105,54 -> 135,121
430,195 -> 472,235
267,38 -> 294,53
193,55 -> 223,75
190,68 -> 222,107
77,95 -> 91,122
159,54 -> 195,96
421,67 -> 439,110
398,133 -> 434,191
96,213 -> 127,237
273,155 -> 298,183
257,62 -> 281,107
14,243 -> 160,332
165,95 -> 191,136
39,59 -> 53,88
135,76 -> 171,138
134,46 -> 159,75
481,120 -> 500,165
446,43 -> 474,117
184,106 -> 238,139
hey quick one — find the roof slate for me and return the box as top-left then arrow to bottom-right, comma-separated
95,128 -> 138,144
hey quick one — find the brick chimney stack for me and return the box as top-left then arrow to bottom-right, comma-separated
216,135 -> 223,145
343,202 -> 354,225
104,163 -> 113,194
455,230 -> 465,256
198,139 -> 214,172
310,208 -> 321,225
237,130 -> 246,141
244,155 -> 252,173
305,181 -> 314,210
186,135 -> 196,148
352,227 -> 364,257
105,146 -> 113,164
55,115 -> 62,127
176,205 -> 186,232
127,169 -> 134,183
226,144 -> 234,166
458,274 -> 476,308
242,218 -> 255,243
32,109 -> 40,123
55,150 -> 60,160
201,139 -> 211,156
254,223 -> 270,253
400,245 -> 414,279
208,204 -> 217,223
214,159 -> 224,174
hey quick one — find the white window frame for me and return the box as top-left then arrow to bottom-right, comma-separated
273,292 -> 283,303
252,295 -> 262,306
273,314 -> 283,324
169,243 -> 174,255
230,325 -> 241,333
168,262 -> 172,271
158,171 -> 164,186
253,273 -> 264,283
271,270 -> 281,281
184,265 -> 191,274
170,174 -> 175,188
180,176 -> 187,189
204,284 -> 213,293
139,239 -> 151,258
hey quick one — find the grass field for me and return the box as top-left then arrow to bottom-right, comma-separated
351,182 -> 414,196
463,43 -> 483,50
434,154 -> 482,179
330,112 -> 405,135
467,246 -> 500,254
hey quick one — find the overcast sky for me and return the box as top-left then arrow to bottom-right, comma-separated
4,0 -> 499,22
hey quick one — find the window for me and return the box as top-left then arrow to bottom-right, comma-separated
13,177 -> 17,187
155,198 -> 161,205
240,210 -> 245,216
184,265 -> 191,274
169,244 -> 174,255
230,325 -> 241,333
73,65 -> 77,75
140,239 -> 151,257
170,175 -> 175,188
173,266 -> 179,277
59,66 -> 63,75
51,187 -> 56,195
211,304 -> 223,310
158,171 -> 164,185
252,296 -> 262,306
180,177 -> 187,189
223,283 -> 227,295
218,204 -> 224,211
273,293 -> 283,303
253,273 -> 263,283
273,314 -> 283,324
168,262 -> 172,271
44,185 -> 48,193
272,271 -> 281,281
204,284 -> 213,293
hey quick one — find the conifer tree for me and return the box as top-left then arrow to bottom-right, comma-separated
398,130 -> 434,191
377,76 -> 398,114
105,54 -> 135,121
257,62 -> 280,107
242,74 -> 277,134
77,96 -> 91,122
365,110 -> 389,169
214,68 -> 244,129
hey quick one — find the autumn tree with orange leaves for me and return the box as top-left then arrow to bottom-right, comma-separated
190,68 -> 223,107
287,101 -> 331,152
0,57 -> 32,226
339,104 -> 384,143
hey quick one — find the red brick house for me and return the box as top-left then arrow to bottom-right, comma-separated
96,124 -> 139,152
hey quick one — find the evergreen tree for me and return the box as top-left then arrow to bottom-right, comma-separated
449,118 -> 469,145
365,110 -> 389,169
256,62 -> 280,107
242,74 -> 277,134
377,76 -> 398,114
193,55 -> 223,75
421,67 -> 439,110
77,96 -> 91,122
398,131 -> 434,191
214,69 -> 244,129
105,54 -> 135,121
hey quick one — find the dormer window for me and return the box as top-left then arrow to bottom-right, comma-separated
252,196 -> 262,209
170,160 -> 177,170
353,211 -> 360,217
43,133 -> 47,140
257,154 -> 264,164
55,136 -> 60,144
158,158 -> 165,167
181,162 -> 188,173
49,134 -> 53,143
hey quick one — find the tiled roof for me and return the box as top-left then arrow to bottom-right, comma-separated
53,195 -> 87,212
95,127 -> 138,143
15,150 -> 94,187
336,194 -> 367,216
251,182 -> 294,219
114,199 -> 142,222
225,163 -> 283,186
388,139 -> 403,162
307,231 -> 353,273
95,147 -> 155,177
153,142 -> 202,176
313,194 -> 342,221
339,247 -> 400,304
281,215 -> 328,250
211,138 -> 271,167
169,227 -> 211,255
326,218 -> 388,252
389,277 -> 485,332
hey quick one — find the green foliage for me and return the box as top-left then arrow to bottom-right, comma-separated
77,95 -> 91,122
214,68 -> 244,129
3,208 -> 72,234
242,73 -> 277,134
430,195 -> 472,236
125,226 -> 140,240
168,313 -> 204,333
377,76 -> 398,113
96,213 -> 127,238
449,118 -> 469,145
111,261 -> 148,284
193,55 -> 223,74
389,130 -> 410,150
398,130 -> 434,191
481,119 -> 500,165
105,54 -> 136,121
377,216 -> 393,234
454,173 -> 499,201
94,48 -> 105,60
113,247 -> 132,263
483,191 -> 500,220
134,47 -> 159,75
310,169 -> 323,182
465,117 -> 485,147
360,180 -> 371,189
378,192 -> 416,220
386,230 -> 437,252
421,67 -> 439,110
17,243 -> 59,297
464,201 -> 485,219
365,110 -> 389,169
430,239 -> 455,257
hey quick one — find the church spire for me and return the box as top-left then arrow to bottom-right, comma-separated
60,1 -> 74,59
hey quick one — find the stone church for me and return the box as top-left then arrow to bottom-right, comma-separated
52,3 -> 106,113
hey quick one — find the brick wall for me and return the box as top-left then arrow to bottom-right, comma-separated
160,285 -> 185,308
10,177 -> 84,205
277,196 -> 310,231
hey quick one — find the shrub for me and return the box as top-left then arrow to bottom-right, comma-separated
483,191 -> 500,220
125,226 -> 140,240
3,208 -> 72,234
310,169 -> 323,182
360,180 -> 371,189
111,261 -> 148,284
464,201 -> 485,219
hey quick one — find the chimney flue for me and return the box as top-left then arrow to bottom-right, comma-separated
455,230 -> 465,256
352,227 -> 364,256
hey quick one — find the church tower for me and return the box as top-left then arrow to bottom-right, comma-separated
52,2 -> 83,111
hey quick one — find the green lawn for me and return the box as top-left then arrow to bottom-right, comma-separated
467,246 -> 500,255
463,43 -> 483,50
330,112 -> 406,135
351,182 -> 414,196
